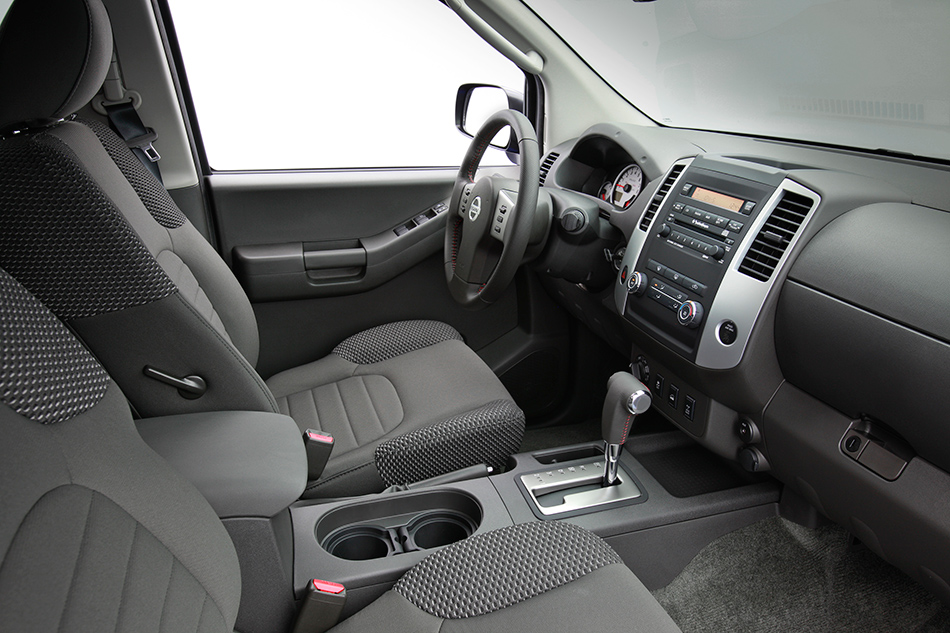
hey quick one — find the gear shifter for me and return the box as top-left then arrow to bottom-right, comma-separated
602,372 -> 652,486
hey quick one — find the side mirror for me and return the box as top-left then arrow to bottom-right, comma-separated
455,83 -> 525,153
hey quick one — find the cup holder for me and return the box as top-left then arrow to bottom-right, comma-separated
406,510 -> 477,550
316,490 -> 482,561
322,526 -> 393,561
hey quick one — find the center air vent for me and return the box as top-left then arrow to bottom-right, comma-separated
539,152 -> 560,185
738,191 -> 814,281
639,163 -> 685,231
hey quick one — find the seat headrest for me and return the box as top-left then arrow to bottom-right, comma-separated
0,0 -> 112,134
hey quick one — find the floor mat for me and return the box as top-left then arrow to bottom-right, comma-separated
653,517 -> 949,633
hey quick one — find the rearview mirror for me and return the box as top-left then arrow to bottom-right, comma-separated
455,83 -> 525,151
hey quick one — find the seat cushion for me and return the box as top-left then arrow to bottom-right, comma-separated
266,320 -> 521,497
328,521 -> 682,633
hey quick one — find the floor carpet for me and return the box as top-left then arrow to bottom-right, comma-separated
653,517 -> 950,633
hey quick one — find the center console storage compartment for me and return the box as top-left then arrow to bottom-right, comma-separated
317,491 -> 481,560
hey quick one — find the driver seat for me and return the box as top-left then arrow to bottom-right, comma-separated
0,0 -> 524,498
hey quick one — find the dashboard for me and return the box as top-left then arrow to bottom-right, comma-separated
536,121 -> 950,602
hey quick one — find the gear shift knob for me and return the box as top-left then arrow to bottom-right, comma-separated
602,372 -> 651,486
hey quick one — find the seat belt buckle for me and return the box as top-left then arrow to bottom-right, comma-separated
292,579 -> 346,633
303,430 -> 334,480
142,143 -> 161,162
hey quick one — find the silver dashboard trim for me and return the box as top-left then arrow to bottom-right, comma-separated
695,178 -> 820,369
615,162 -> 821,370
614,158 -> 695,316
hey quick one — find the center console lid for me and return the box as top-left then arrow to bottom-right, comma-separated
136,411 -> 306,518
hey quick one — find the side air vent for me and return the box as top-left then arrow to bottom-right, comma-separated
738,191 -> 814,281
539,152 -> 560,185
639,163 -> 685,231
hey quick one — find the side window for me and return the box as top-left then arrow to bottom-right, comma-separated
166,0 -> 525,171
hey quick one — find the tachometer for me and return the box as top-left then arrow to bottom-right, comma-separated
612,164 -> 643,209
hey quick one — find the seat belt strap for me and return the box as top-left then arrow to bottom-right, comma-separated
98,50 -> 163,183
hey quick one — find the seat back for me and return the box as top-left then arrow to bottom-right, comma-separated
0,0 -> 277,418
0,266 -> 242,631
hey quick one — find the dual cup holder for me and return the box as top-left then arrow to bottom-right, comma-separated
316,490 -> 482,561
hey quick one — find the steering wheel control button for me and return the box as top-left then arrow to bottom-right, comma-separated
677,301 -> 704,328
627,271 -> 646,296
718,320 -> 738,345
489,190 -> 517,242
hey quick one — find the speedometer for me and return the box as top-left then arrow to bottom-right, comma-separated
612,164 -> 643,209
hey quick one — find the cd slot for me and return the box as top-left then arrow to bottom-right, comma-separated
672,216 -> 730,244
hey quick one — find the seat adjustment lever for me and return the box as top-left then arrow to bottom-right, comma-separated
143,366 -> 207,399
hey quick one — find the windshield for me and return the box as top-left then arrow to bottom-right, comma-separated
523,0 -> 950,161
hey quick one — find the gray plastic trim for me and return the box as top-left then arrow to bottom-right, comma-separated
695,179 -> 820,369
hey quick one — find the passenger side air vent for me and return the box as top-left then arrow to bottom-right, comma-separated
539,152 -> 559,185
738,191 -> 814,281
639,163 -> 685,231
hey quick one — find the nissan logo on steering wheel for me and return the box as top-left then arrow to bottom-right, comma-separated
469,196 -> 482,222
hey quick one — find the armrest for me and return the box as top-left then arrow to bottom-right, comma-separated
136,411 -> 306,518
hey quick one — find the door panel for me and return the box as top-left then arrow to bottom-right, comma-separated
206,167 -> 524,379
252,253 -> 519,379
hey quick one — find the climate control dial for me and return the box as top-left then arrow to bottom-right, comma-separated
677,300 -> 704,328
627,271 -> 646,296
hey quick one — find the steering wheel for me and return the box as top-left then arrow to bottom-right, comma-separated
444,110 -> 540,308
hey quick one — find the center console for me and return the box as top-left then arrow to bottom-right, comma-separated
615,156 -> 819,371
613,156 -> 819,440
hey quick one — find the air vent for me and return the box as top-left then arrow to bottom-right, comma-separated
539,152 -> 559,185
738,191 -> 814,282
639,163 -> 685,231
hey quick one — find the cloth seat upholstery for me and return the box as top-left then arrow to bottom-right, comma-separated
0,265 -> 681,633
0,0 -> 525,497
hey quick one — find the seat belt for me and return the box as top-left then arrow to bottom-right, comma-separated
96,50 -> 163,183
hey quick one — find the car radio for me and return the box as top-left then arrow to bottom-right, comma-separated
615,156 -> 819,369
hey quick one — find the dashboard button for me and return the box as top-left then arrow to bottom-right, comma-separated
652,374 -> 665,397
667,384 -> 680,409
727,220 -> 744,232
681,276 -> 706,296
713,215 -> 729,228
684,396 -> 696,420
718,320 -> 738,345
647,260 -> 666,275
742,201 -> 756,214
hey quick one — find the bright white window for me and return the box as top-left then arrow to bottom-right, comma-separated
166,0 -> 525,171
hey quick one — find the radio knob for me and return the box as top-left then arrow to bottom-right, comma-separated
659,223 -> 672,237
712,245 -> 725,260
627,271 -> 646,296
677,300 -> 704,328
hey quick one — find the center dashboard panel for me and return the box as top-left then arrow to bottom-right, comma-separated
615,156 -> 819,372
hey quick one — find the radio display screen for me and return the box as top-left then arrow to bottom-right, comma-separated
690,186 -> 744,213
